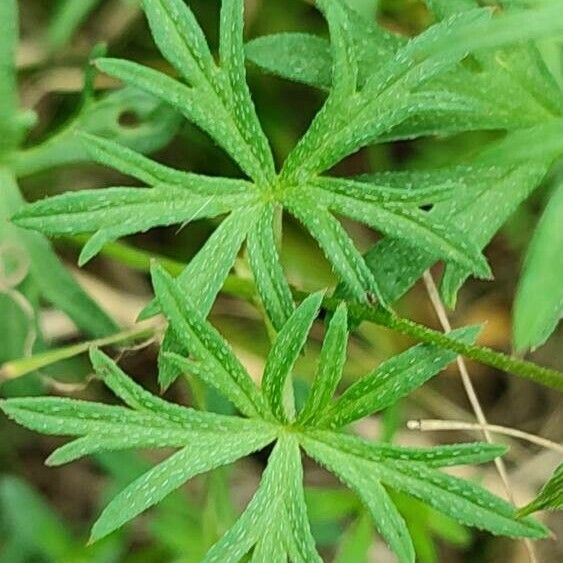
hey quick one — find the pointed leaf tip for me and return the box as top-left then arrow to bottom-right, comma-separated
262,290 -> 325,421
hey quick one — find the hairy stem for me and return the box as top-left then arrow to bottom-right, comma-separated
53,237 -> 563,392
361,307 -> 562,392
0,322 -> 160,380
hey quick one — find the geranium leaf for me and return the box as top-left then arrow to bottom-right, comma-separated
13,186 -> 251,266
307,183 -> 491,279
219,0 -> 275,180
303,437 -> 548,542
358,163 -> 547,305
305,430 -> 507,468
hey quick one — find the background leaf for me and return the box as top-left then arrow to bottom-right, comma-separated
513,178 -> 563,351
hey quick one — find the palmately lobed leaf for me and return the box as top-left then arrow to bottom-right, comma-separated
1,348 -> 277,545
16,0 -> 554,330
1,269 -> 552,556
3,0 -> 561,558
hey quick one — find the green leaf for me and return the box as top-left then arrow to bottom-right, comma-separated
383,461 -> 549,539
151,264 -> 269,419
13,186 -> 253,266
440,163 -> 548,307
142,0 -> 215,86
94,58 -> 259,184
142,205 -> 262,321
279,8 -> 487,181
78,133 -> 252,196
275,2 -> 563,184
301,434 -> 415,563
90,348 -> 210,424
303,437 -> 548,541
1,348 -> 276,543
280,0 -> 362,182
246,33 -> 333,90
158,328 -> 189,392
261,292 -> 324,422
298,303 -> 348,424
90,428 -> 275,542
308,183 -> 491,279
358,163 -> 546,306
314,176 -> 458,206
318,326 -> 480,428
203,435 -> 321,563
246,2 -> 402,92
513,179 -> 563,351
247,203 -> 295,331
219,0 -> 275,180
251,526 -> 287,563
246,23 -> 557,141
320,0 -> 359,102
304,430 -> 507,468
285,193 -> 383,304
518,463 -> 563,517
0,392 -> 262,466
478,120 -> 563,167
107,0 -> 274,185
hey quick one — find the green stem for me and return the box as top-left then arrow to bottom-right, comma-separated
0,323 -> 159,380
347,303 -> 563,392
62,235 -> 256,300
48,237 -> 563,392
